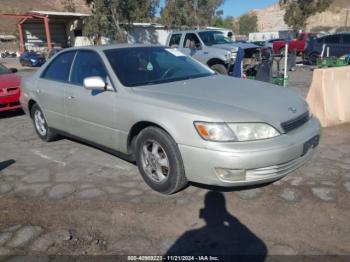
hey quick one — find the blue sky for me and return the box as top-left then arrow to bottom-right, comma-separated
158,0 -> 278,17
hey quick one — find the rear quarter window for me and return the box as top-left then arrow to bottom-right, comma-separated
41,51 -> 76,82
169,34 -> 182,47
343,34 -> 350,45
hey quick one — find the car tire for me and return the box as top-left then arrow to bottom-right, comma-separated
135,126 -> 188,194
30,104 -> 58,142
210,64 -> 228,75
309,52 -> 320,65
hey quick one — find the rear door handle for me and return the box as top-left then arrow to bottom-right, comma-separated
67,95 -> 75,100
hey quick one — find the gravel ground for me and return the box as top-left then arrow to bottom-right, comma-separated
0,58 -> 349,258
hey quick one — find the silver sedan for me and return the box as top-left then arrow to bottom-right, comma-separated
20,45 -> 321,194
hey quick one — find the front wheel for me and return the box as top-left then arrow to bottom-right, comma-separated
210,64 -> 228,75
31,104 -> 59,142
135,127 -> 188,194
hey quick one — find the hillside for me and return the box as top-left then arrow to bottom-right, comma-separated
0,0 -> 90,34
252,0 -> 350,32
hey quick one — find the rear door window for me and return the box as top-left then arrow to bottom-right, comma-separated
41,51 -> 76,82
183,33 -> 201,48
324,35 -> 340,44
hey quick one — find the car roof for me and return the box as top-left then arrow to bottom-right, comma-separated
320,32 -> 350,38
169,30 -> 225,34
61,44 -> 165,52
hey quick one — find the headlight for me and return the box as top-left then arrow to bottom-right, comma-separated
194,122 -> 236,142
231,47 -> 239,53
194,122 -> 280,142
225,49 -> 238,61
227,123 -> 280,141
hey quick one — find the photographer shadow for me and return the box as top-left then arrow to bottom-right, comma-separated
166,191 -> 267,260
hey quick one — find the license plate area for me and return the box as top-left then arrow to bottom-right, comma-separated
302,135 -> 320,156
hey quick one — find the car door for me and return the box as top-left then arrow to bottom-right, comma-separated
65,50 -> 120,150
180,33 -> 206,64
324,35 -> 342,57
37,51 -> 76,131
341,34 -> 350,56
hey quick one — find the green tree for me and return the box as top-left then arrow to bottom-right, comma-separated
161,0 -> 224,28
282,0 -> 332,30
238,13 -> 257,35
84,0 -> 159,42
210,14 -> 233,29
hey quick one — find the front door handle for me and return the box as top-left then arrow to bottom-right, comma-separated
67,95 -> 75,100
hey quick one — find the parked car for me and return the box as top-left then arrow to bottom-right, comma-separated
273,33 -> 317,55
166,30 -> 260,75
0,63 -> 21,112
1,50 -> 17,58
20,45 -> 321,194
19,51 -> 46,67
251,38 -> 287,53
304,33 -> 350,64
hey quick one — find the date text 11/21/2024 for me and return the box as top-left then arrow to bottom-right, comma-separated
127,256 -> 220,261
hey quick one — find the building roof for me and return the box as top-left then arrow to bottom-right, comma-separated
29,11 -> 90,17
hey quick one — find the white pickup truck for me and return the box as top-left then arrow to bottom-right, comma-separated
166,30 -> 260,75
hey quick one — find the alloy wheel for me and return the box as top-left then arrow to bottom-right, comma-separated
140,140 -> 170,183
34,110 -> 47,136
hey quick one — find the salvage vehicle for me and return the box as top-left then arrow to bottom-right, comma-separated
19,51 -> 46,67
166,30 -> 260,75
273,32 -> 317,55
0,63 -> 21,112
304,33 -> 350,65
20,45 -> 321,194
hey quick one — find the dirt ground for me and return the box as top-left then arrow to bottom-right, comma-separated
0,57 -> 350,260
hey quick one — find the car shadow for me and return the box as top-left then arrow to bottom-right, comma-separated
165,191 -> 267,259
0,109 -> 24,119
189,181 -> 274,192
0,159 -> 15,172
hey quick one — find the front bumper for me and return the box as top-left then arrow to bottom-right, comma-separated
179,117 -> 321,187
0,91 -> 21,112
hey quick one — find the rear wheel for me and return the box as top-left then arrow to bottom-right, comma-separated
31,104 -> 58,142
309,52 -> 320,65
135,127 -> 187,194
210,64 -> 228,75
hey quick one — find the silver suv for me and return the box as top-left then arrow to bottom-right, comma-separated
166,30 -> 259,75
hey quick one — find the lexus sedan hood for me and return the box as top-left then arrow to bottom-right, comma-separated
132,75 -> 308,132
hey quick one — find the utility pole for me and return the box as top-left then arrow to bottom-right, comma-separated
345,7 -> 350,28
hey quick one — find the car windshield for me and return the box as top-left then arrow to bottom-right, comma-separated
198,31 -> 234,46
104,47 -> 214,87
0,64 -> 9,75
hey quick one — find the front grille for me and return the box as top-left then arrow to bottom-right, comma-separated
281,111 -> 309,133
0,87 -> 19,96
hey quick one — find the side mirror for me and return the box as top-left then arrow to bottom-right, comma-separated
195,43 -> 202,50
83,76 -> 106,91
9,68 -> 18,73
